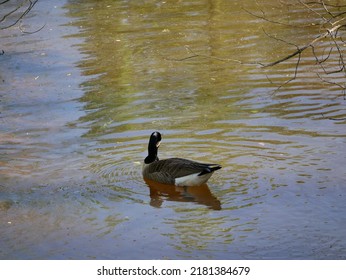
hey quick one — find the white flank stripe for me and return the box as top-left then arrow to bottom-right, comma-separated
175,172 -> 213,187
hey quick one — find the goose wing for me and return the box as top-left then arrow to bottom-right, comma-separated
147,158 -> 221,179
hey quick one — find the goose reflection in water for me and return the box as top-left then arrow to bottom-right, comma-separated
144,178 -> 221,210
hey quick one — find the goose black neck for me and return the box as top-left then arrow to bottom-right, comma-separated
145,141 -> 158,164
144,132 -> 161,164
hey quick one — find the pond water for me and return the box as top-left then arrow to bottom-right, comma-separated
1,0 -> 345,259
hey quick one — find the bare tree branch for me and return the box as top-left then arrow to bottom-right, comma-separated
262,24 -> 344,68
0,0 -> 38,30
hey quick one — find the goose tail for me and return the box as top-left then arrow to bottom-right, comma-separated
198,164 -> 222,176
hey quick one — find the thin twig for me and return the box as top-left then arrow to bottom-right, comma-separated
242,7 -> 295,27
321,113 -> 346,120
272,52 -> 302,95
305,1 -> 346,8
165,46 -> 244,64
19,22 -> 46,34
298,0 -> 329,23
317,71 -> 346,102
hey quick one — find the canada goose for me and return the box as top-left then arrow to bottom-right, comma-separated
142,131 -> 222,186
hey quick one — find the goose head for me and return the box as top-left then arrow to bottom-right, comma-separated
144,131 -> 162,164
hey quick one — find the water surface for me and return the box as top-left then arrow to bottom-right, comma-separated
1,0 -> 345,259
